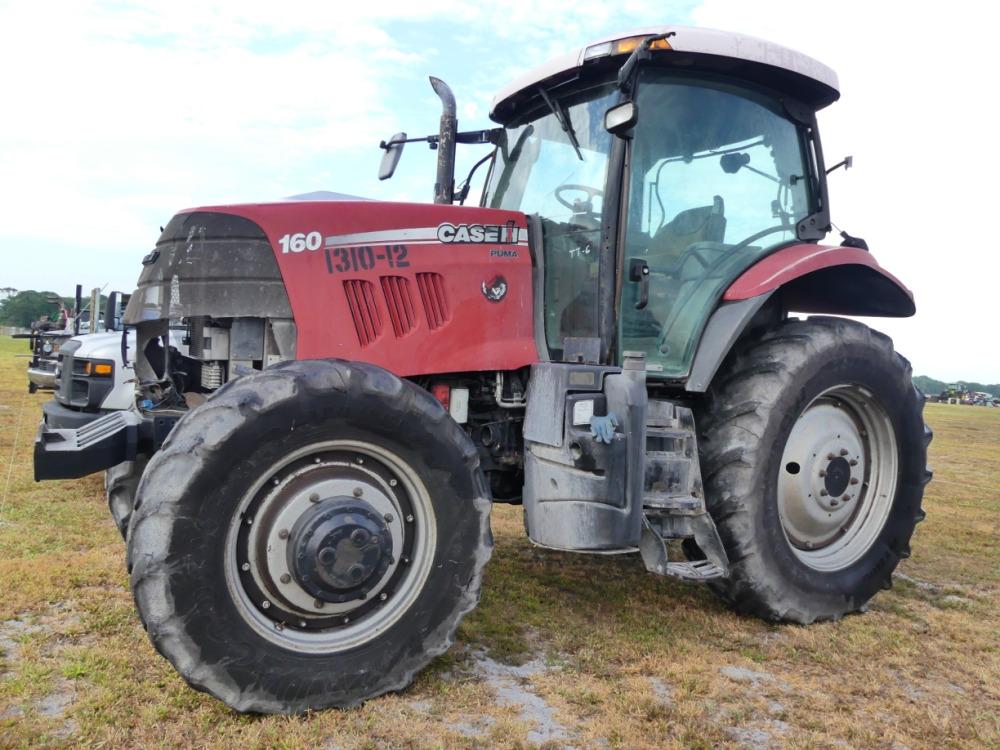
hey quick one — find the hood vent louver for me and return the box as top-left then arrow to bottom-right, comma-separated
380,276 -> 417,338
343,279 -> 382,347
416,272 -> 450,330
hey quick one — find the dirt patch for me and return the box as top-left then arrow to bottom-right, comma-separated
725,720 -> 790,750
647,676 -> 672,705
469,650 -> 569,745
0,616 -> 49,673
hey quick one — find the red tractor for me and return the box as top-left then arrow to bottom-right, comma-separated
35,26 -> 931,714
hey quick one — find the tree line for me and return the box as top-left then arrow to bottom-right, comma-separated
0,289 -> 106,328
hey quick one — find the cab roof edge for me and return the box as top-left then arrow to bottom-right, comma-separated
490,25 -> 840,122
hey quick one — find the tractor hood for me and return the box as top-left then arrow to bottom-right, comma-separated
125,200 -> 539,376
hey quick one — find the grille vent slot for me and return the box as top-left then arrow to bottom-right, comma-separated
380,275 -> 417,337
343,279 -> 382,346
416,272 -> 450,330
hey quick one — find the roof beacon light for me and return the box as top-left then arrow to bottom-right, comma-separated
584,35 -> 672,61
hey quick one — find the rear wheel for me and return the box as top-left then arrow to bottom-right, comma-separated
127,359 -> 492,713
693,317 -> 932,623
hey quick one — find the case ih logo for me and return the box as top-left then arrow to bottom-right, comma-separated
436,221 -> 522,244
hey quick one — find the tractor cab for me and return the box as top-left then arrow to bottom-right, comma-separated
484,28 -> 838,378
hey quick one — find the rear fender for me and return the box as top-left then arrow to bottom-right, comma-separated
723,243 -> 914,316
686,244 -> 914,392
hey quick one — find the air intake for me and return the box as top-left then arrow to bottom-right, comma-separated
380,276 -> 417,337
343,279 -> 383,346
416,272 -> 450,330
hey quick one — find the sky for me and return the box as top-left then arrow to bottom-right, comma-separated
0,0 -> 996,381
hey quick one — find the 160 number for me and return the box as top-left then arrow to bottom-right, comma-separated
278,231 -> 322,253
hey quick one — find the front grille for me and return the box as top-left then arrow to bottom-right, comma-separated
57,349 -> 75,405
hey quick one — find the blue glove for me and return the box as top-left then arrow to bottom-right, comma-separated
590,412 -> 619,444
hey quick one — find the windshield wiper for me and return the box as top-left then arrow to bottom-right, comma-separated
538,86 -> 583,161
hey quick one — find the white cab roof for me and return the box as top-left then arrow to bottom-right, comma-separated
491,25 -> 840,120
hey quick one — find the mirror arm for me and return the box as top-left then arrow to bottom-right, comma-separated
825,155 -> 853,175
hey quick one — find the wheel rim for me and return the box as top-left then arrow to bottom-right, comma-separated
224,440 -> 436,653
777,384 -> 898,572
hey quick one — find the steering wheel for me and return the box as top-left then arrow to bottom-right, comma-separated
653,225 -> 790,354
555,184 -> 603,213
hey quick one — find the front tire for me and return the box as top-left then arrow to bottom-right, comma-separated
694,317 -> 932,623
127,360 -> 492,713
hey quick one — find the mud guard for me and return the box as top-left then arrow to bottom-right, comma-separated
686,244 -> 915,393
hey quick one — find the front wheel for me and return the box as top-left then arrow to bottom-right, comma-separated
694,317 -> 932,623
127,360 -> 492,713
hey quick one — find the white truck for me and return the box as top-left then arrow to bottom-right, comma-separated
42,326 -> 187,536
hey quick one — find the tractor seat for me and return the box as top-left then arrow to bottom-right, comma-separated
648,196 -> 726,271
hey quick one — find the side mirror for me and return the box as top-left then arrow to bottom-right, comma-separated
378,132 -> 407,181
604,101 -> 638,136
103,291 -> 118,331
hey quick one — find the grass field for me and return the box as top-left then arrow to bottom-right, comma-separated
0,334 -> 997,749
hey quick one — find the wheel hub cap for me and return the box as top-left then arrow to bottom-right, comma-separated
776,385 -> 898,572
288,499 -> 393,603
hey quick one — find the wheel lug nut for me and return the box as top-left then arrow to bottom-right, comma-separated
309,492 -> 320,503
313,599 -> 325,609
820,489 -> 828,497
843,494 -> 852,501
353,487 -> 363,497
389,479 -> 398,487
406,514 -> 414,523
241,562 -> 250,572
830,499 -> 839,506
278,528 -> 289,539
280,573 -> 291,584
819,470 -> 827,478
342,616 -> 350,624
379,592 -> 388,601
827,453 -> 836,460
384,513 -> 394,522
839,448 -> 849,456
299,620 -> 307,628
850,478 -> 859,485
849,459 -> 858,466
261,600 -> 271,609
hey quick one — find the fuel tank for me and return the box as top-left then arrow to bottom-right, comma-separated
125,201 -> 539,377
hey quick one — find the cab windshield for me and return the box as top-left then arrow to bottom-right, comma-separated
485,82 -> 618,357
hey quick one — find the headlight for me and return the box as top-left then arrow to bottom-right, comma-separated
74,359 -> 115,377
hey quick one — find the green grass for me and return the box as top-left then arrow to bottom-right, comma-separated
0,335 -> 998,749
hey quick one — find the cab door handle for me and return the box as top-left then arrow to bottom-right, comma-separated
629,258 -> 650,310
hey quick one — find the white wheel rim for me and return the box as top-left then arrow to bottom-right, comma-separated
224,440 -> 436,653
777,384 -> 898,572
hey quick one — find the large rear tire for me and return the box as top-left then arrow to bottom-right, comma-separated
693,317 -> 932,623
127,359 -> 492,713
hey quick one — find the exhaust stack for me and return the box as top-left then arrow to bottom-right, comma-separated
429,77 -> 457,205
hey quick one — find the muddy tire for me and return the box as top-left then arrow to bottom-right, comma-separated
693,317 -> 932,623
106,459 -> 147,540
127,359 -> 492,713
